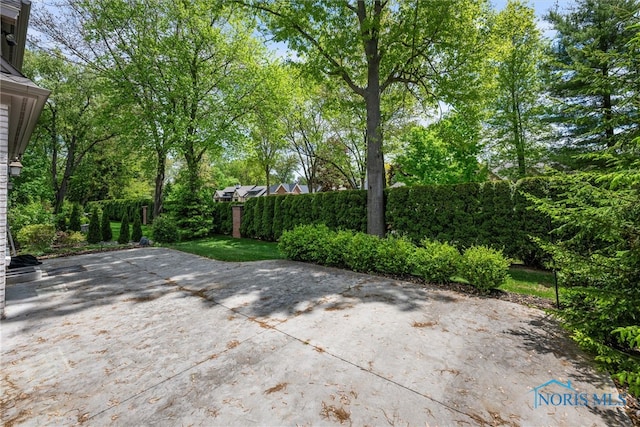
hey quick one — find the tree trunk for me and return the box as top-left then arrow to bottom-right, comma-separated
365,52 -> 385,237
153,154 -> 165,219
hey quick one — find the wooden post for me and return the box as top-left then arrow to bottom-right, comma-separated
232,204 -> 243,238
142,206 -> 148,225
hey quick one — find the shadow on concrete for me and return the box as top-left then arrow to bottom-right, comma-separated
3,248 -> 456,333
507,315 -> 630,426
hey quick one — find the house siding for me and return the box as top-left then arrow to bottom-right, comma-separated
0,103 -> 9,318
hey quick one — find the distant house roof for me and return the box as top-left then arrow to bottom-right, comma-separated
213,183 -> 311,201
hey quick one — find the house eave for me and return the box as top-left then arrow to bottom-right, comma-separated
1,70 -> 50,160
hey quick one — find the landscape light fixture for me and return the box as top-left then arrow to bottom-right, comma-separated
1,30 -> 17,46
9,158 -> 23,177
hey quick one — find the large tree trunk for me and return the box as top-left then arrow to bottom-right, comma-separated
153,154 -> 165,219
365,47 -> 385,237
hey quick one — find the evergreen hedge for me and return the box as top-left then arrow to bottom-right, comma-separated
240,179 -> 555,266
211,202 -> 233,235
87,199 -> 154,224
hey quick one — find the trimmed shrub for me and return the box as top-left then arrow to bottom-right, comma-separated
131,213 -> 143,243
152,215 -> 179,244
211,203 -> 233,235
87,198 -> 154,223
322,229 -> 354,268
69,204 -> 82,232
344,232 -> 381,273
87,208 -> 102,244
460,245 -> 510,292
16,223 -> 55,252
118,214 -> 130,244
375,235 -> 416,275
410,239 -> 461,284
101,210 -> 113,242
278,224 -> 333,263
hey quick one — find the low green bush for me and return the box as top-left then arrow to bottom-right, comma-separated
54,231 -> 86,247
278,224 -> 333,263
16,223 -> 55,252
411,239 -> 461,283
460,245 -> 510,292
322,229 -> 354,268
375,235 -> 416,275
152,215 -> 179,244
344,232 -> 381,273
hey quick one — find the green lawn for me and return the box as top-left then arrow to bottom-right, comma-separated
167,235 -> 284,262
165,235 -> 559,299
500,267 -> 561,299
109,221 -> 152,242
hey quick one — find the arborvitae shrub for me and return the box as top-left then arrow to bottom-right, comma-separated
240,199 -> 255,237
131,213 -> 143,243
118,214 -> 130,244
101,210 -> 113,242
69,204 -> 82,232
87,208 -> 102,244
211,203 -> 233,235
260,196 -> 275,240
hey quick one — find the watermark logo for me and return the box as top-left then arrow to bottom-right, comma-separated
530,379 -> 626,409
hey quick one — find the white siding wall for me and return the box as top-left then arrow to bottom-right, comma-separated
0,103 -> 8,318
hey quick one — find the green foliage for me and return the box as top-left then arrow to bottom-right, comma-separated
87,199 -> 154,223
544,0 -> 640,164
101,209 -> 113,242
484,0 -> 548,179
131,213 -> 143,243
152,215 -> 179,244
410,239 -> 461,284
87,208 -> 102,244
16,223 -> 56,252
394,116 -> 485,186
460,245 -> 511,292
343,233 -> 381,273
8,201 -> 53,237
69,204 -> 82,232
54,230 -> 86,247
211,203 -> 233,235
117,214 -> 130,244
277,224 -> 333,263
375,235 -> 415,275
322,229 -> 354,268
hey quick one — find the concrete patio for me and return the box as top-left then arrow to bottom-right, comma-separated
1,248 -> 631,426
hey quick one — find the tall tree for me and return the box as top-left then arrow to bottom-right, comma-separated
247,62 -> 294,194
34,0 -> 262,218
545,0 -> 640,165
23,49 -> 116,214
240,0 -> 489,236
394,113 -> 486,185
484,0 -> 548,179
